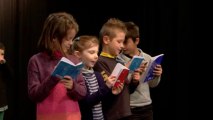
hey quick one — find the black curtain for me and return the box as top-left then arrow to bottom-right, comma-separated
0,0 -> 190,120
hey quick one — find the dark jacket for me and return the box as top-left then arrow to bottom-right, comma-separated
79,71 -> 111,120
93,56 -> 136,120
0,63 -> 10,108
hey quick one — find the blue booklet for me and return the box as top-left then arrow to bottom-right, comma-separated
129,56 -> 144,72
143,54 -> 164,82
52,57 -> 84,80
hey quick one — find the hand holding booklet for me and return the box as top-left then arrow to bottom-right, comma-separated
128,56 -> 144,72
111,63 -> 129,88
142,54 -> 164,82
51,57 -> 84,80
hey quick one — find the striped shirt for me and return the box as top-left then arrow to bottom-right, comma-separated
82,68 -> 104,120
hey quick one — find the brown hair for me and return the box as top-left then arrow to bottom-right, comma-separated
124,22 -> 139,42
0,42 -> 5,50
72,35 -> 99,53
38,12 -> 79,56
99,18 -> 127,45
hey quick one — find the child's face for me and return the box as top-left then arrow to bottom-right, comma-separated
61,28 -> 77,53
123,38 -> 138,55
80,44 -> 99,69
0,49 -> 5,64
108,31 -> 125,56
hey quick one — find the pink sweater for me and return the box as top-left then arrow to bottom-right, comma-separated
28,52 -> 86,120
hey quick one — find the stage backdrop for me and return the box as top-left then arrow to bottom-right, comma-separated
0,0 -> 190,120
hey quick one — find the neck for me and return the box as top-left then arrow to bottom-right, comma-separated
84,66 -> 92,70
128,49 -> 140,58
101,46 -> 116,58
102,46 -> 109,54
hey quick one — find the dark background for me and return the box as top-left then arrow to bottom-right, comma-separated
0,0 -> 190,120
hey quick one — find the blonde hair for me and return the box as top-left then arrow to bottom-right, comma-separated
38,12 -> 79,56
72,35 -> 99,53
99,18 -> 127,45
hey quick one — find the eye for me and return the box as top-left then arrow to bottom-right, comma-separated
89,51 -> 95,54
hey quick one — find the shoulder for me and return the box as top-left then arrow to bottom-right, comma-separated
98,56 -> 117,65
140,50 -> 152,61
94,71 -> 102,78
28,52 -> 51,67
94,57 -> 107,67
29,52 -> 47,61
66,54 -> 80,64
143,52 -> 151,58
117,53 -> 130,64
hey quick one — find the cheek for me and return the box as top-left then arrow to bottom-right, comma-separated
111,42 -> 117,48
0,56 -> 4,61
81,54 -> 90,61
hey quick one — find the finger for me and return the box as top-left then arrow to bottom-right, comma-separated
63,75 -> 72,80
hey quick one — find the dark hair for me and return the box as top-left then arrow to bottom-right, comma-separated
124,22 -> 139,42
38,12 -> 79,56
0,42 -> 5,50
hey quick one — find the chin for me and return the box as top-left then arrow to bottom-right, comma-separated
89,64 -> 94,68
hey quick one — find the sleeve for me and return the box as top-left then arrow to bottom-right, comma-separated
27,57 -> 60,102
79,72 -> 111,107
148,76 -> 161,88
66,72 -> 87,100
126,72 -> 139,94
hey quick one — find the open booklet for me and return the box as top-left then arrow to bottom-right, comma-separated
128,56 -> 144,72
142,54 -> 164,82
111,63 -> 129,88
51,57 -> 84,80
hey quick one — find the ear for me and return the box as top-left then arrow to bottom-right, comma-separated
103,36 -> 110,45
73,51 -> 81,59
135,38 -> 140,45
53,37 -> 57,42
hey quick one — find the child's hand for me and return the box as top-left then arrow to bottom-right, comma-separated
60,76 -> 74,90
153,64 -> 162,76
106,75 -> 116,88
132,71 -> 141,83
138,62 -> 148,74
125,61 -> 131,68
112,83 -> 124,95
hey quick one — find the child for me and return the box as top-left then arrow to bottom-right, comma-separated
27,12 -> 86,120
72,35 -> 116,120
0,42 -> 10,120
118,21 -> 163,120
93,18 -> 140,120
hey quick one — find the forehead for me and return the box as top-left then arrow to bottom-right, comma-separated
84,44 -> 99,50
81,45 -> 98,53
112,31 -> 125,40
125,38 -> 134,43
0,49 -> 5,53
66,28 -> 77,37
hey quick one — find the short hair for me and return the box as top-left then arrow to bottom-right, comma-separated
72,35 -> 99,53
38,12 -> 79,56
0,42 -> 5,50
99,18 -> 127,45
124,22 -> 140,42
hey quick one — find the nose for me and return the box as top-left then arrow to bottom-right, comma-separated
94,54 -> 98,59
69,40 -> 73,45
121,42 -> 124,49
